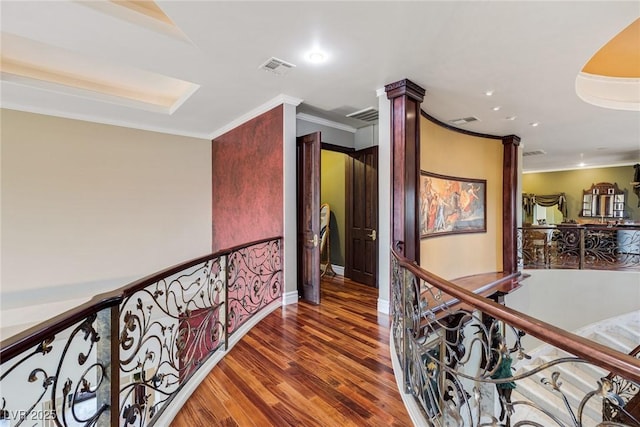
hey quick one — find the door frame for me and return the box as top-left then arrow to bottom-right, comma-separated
344,146 -> 379,287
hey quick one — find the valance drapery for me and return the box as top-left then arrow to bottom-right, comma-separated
522,193 -> 567,217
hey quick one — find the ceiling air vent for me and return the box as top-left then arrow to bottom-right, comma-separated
523,149 -> 547,157
259,57 -> 296,75
346,107 -> 378,122
449,116 -> 480,125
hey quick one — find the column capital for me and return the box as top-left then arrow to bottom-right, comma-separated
385,79 -> 426,102
502,134 -> 521,146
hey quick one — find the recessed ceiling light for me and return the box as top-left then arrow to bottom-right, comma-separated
485,90 -> 494,96
505,115 -> 517,121
530,122 -> 540,127
492,106 -> 501,111
578,162 -> 586,167
307,51 -> 326,63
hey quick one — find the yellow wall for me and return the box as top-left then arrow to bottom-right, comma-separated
523,165 -> 640,222
420,117 -> 503,279
321,149 -> 346,266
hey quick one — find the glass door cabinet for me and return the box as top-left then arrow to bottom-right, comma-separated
581,182 -> 625,219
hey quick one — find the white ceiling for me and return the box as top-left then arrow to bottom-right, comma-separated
1,1 -> 639,172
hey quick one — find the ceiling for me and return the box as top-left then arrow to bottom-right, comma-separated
1,1 -> 638,173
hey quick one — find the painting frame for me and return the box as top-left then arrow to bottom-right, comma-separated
420,171 -> 487,238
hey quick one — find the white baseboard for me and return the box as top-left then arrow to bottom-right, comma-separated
377,298 -> 390,315
332,264 -> 345,276
282,290 -> 299,305
158,299 -> 281,425
390,332 -> 425,426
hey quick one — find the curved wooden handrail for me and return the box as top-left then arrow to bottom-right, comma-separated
392,248 -> 640,384
0,236 -> 282,362
0,295 -> 122,362
607,344 -> 640,381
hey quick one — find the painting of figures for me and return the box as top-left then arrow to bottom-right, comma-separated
420,171 -> 486,238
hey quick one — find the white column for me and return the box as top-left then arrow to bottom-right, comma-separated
283,100 -> 301,305
376,88 -> 392,314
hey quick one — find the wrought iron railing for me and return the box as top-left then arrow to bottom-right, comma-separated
391,247 -> 640,426
518,225 -> 640,270
0,237 -> 282,427
604,345 -> 640,425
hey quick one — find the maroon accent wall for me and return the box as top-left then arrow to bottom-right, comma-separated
211,106 -> 283,251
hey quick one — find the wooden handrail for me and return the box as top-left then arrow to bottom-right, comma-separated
607,344 -> 640,381
392,248 -> 640,384
0,236 -> 282,362
1,295 -> 122,362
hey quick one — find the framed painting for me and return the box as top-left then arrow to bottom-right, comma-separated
420,171 -> 486,238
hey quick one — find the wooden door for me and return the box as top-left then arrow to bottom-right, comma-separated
296,132 -> 321,304
346,146 -> 378,287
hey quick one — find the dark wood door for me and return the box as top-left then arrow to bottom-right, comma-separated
296,132 -> 321,304
346,146 -> 378,287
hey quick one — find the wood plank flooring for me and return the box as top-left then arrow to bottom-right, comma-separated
171,275 -> 412,427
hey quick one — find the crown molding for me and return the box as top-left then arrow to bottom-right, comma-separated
0,103 -> 211,140
209,94 -> 303,140
523,161 -> 639,174
296,113 -> 357,133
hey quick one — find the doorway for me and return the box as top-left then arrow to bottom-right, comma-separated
296,128 -> 380,303
301,144 -> 378,293
345,146 -> 378,287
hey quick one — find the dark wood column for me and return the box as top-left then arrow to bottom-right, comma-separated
385,79 -> 425,262
502,135 -> 521,274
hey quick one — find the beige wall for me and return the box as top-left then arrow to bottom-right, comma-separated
321,149 -> 346,266
523,165 -> 640,222
420,117 -> 503,279
1,110 -> 212,312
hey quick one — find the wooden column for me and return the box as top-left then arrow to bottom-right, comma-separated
385,79 -> 425,262
502,135 -> 521,274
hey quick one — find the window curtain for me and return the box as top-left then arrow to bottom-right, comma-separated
522,193 -> 567,217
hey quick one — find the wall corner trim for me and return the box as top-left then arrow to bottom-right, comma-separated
209,94 -> 303,140
282,290 -> 299,306
377,298 -> 390,314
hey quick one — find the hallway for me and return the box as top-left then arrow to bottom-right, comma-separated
171,276 -> 411,426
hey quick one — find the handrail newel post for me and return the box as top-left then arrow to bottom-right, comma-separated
402,268 -> 410,393
96,304 -> 120,427
438,333 -> 446,422
223,253 -> 230,352
579,228 -> 585,269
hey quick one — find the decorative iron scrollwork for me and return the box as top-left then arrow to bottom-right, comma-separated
519,226 -> 640,270
0,314 -> 109,426
227,239 -> 282,334
391,251 -> 639,426
1,237 -> 284,427
119,259 -> 225,426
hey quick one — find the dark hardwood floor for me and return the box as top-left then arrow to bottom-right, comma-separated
171,275 -> 412,427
